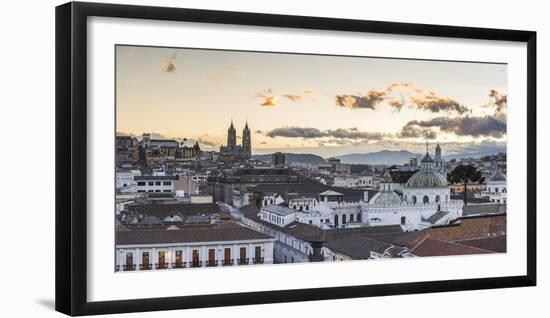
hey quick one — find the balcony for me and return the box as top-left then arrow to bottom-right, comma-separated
171,261 -> 186,269
253,257 -> 264,264
155,262 -> 168,270
139,263 -> 152,270
190,261 -> 202,268
237,258 -> 249,265
205,260 -> 218,267
222,259 -> 234,266
122,264 -> 136,271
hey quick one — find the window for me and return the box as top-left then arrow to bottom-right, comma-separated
412,196 -> 417,204
255,246 -> 262,262
163,181 -> 172,186
142,252 -> 150,269
155,181 -> 161,186
423,195 -> 429,204
435,195 -> 440,203
125,252 -> 133,266
208,249 -> 215,266
137,182 -> 146,186
148,182 -> 154,186
224,248 -> 231,265
334,215 -> 339,227
350,214 -> 354,222
163,190 -> 171,193
342,214 -> 347,224
192,250 -> 200,267
158,251 -> 166,268
309,220 -> 313,224
401,216 -> 406,225
175,250 -> 183,267
239,247 -> 247,264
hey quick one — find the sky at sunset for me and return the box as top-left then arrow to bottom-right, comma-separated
116,45 -> 507,157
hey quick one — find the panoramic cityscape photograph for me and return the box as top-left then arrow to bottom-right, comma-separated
114,45 -> 507,272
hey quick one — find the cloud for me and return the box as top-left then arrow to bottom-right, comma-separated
162,59 -> 176,72
255,130 -> 263,134
261,96 -> 278,107
197,139 -> 217,147
385,82 -> 414,92
265,127 -> 384,144
398,125 -> 438,139
283,94 -> 302,102
409,92 -> 469,114
325,128 -> 384,140
266,127 -> 326,138
401,115 -> 506,138
335,90 -> 387,110
260,141 -> 268,144
387,98 -> 405,111
335,83 -> 468,114
487,89 -> 507,114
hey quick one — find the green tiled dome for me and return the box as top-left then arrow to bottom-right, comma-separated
406,170 -> 448,188
369,191 -> 402,205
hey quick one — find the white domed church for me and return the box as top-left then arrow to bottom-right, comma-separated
362,145 -> 464,231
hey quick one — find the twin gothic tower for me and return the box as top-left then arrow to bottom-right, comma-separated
221,120 -> 251,158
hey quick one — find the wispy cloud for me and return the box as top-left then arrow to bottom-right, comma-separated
162,58 -> 176,73
409,92 -> 469,114
283,94 -> 302,102
334,82 -> 469,114
335,90 -> 387,110
400,115 -> 506,139
261,96 -> 278,107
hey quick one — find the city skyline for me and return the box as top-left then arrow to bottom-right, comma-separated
116,45 -> 507,157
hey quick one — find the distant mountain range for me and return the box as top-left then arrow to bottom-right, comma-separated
254,147 -> 506,166
334,150 -> 418,165
334,147 -> 506,165
253,153 -> 326,165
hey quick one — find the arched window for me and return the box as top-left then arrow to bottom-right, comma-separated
412,196 -> 417,204
495,187 -> 499,193
342,214 -> 347,224
401,216 -> 406,225
334,215 -> 339,227
357,213 -> 362,222
423,195 -> 429,204
435,195 -> 440,203
298,206 -> 303,211
350,214 -> 355,222
305,205 -> 309,211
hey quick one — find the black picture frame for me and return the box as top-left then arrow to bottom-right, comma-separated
55,1 -> 537,316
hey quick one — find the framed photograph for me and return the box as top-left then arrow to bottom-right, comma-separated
55,1 -> 536,316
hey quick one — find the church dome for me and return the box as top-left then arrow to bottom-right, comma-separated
369,191 -> 402,205
406,170 -> 448,188
488,169 -> 506,182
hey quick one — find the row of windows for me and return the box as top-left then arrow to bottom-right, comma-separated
123,246 -> 263,267
333,213 -> 362,226
136,181 -> 172,186
407,194 -> 447,204
137,189 -> 172,193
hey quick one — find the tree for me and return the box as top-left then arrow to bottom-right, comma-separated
447,164 -> 484,205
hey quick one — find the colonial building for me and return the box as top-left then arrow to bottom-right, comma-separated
219,120 -> 251,159
134,175 -> 179,193
116,220 -> 274,271
207,168 -> 306,206
482,169 -> 507,203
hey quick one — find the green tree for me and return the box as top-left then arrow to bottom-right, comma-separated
447,164 -> 484,205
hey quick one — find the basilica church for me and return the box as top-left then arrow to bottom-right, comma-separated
219,120 -> 252,159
